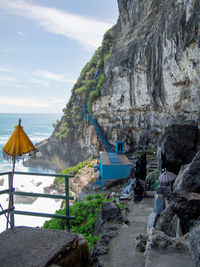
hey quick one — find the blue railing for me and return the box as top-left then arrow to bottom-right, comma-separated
0,171 -> 74,231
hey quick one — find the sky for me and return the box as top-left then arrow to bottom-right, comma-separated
0,0 -> 119,113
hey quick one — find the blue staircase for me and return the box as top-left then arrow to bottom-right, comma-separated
82,69 -> 114,152
82,102 -> 114,152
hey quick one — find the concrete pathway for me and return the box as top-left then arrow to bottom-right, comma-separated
99,198 -> 154,267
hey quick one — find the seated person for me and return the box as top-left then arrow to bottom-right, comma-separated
153,186 -> 165,225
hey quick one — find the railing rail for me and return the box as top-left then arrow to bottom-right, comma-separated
0,171 -> 74,231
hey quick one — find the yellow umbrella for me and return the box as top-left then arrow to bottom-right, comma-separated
3,119 -> 37,229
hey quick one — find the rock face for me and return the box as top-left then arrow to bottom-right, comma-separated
157,121 -> 198,174
166,191 -> 200,232
0,227 -> 91,267
93,0 -> 200,152
173,150 -> 200,192
27,0 -> 200,170
187,222 -> 200,267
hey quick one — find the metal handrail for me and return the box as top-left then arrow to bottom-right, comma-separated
0,171 -> 74,230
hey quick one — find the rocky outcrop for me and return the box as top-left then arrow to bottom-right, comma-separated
27,0 -> 200,170
166,191 -> 200,232
93,0 -> 200,153
187,222 -> 200,267
173,150 -> 200,192
0,227 -> 91,267
145,228 -> 195,267
157,121 -> 198,174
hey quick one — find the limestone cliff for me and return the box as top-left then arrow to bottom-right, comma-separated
30,0 -> 200,171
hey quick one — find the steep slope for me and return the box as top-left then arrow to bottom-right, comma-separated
31,0 -> 200,171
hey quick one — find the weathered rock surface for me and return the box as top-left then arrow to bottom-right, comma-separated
26,0 -> 200,171
91,202 -> 124,266
93,202 -> 123,236
166,191 -> 200,231
187,221 -> 200,267
14,194 -> 37,205
173,150 -> 200,192
158,121 -> 198,174
155,206 -> 176,237
0,227 -> 91,267
145,228 -> 195,267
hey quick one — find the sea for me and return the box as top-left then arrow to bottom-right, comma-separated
0,113 -> 62,233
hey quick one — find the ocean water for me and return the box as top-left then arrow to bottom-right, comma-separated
0,113 -> 62,232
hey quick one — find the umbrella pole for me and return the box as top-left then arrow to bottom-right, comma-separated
6,157 -> 15,230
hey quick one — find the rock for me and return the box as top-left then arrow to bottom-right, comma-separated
0,178 -> 4,186
145,228 -> 196,267
93,202 -> 123,236
14,195 -> 37,205
0,227 -> 91,267
91,202 -> 124,266
174,151 -> 200,193
187,221 -> 200,267
158,121 -> 198,174
135,234 -> 147,252
25,0 -> 200,172
166,191 -> 200,232
155,206 -> 176,237
172,164 -> 188,190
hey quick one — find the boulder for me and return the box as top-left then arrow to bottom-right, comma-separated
187,221 -> 200,267
93,202 -> 123,236
155,206 -> 176,237
145,228 -> 195,267
158,121 -> 198,174
0,227 -> 91,267
166,191 -> 200,232
91,202 -> 124,266
174,151 -> 200,193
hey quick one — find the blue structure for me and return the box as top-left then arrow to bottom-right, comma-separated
94,147 -> 133,188
115,141 -> 124,154
82,102 -> 114,152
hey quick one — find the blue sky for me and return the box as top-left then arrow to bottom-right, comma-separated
0,0 -> 118,113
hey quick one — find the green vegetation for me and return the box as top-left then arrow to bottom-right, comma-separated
54,158 -> 94,186
53,26 -> 115,140
42,193 -> 112,251
146,169 -> 159,190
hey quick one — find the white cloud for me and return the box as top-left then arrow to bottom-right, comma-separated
17,31 -> 25,37
34,70 -> 76,83
29,78 -> 50,87
0,0 -> 113,51
0,76 -> 17,82
0,96 -> 65,108
0,68 -> 13,72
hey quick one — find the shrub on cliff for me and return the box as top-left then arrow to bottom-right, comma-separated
53,25 -> 115,140
54,158 -> 94,186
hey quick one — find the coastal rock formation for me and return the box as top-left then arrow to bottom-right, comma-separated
157,121 -> 198,174
173,150 -> 200,192
166,191 -> 200,231
28,0 -> 200,170
146,149 -> 200,266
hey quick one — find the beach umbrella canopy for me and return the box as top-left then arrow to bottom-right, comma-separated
3,120 -> 36,158
2,119 -> 37,229
158,170 -> 176,191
